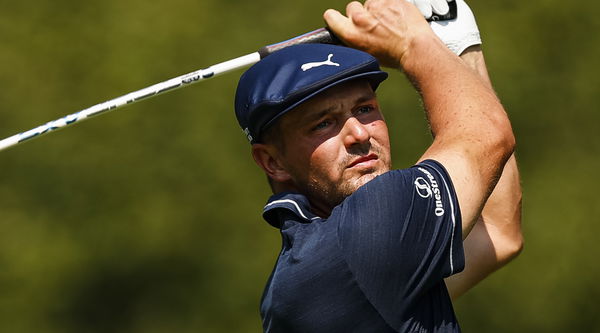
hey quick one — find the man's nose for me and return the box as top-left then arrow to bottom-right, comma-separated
342,117 -> 370,147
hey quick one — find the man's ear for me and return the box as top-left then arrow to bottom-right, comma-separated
251,143 -> 292,182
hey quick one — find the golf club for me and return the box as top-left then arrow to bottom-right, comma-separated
0,1 -> 456,152
0,28 -> 338,152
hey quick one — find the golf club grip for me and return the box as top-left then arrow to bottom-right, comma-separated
258,28 -> 340,58
258,1 -> 457,58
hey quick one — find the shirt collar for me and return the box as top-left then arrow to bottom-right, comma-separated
262,192 -> 320,228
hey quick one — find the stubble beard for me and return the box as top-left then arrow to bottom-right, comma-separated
304,143 -> 391,213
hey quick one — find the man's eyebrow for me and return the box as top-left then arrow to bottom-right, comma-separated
302,91 -> 378,123
354,91 -> 378,105
303,107 -> 335,123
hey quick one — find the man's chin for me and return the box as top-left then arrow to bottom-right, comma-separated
348,168 -> 386,191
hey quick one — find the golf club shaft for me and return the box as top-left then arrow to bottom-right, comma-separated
0,0 -> 457,152
0,28 -> 338,152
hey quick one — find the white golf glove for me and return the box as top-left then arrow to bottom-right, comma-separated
407,0 -> 451,20
429,0 -> 481,55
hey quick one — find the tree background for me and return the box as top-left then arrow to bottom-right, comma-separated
0,0 -> 598,331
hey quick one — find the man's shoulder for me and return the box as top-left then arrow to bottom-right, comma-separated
351,159 -> 450,191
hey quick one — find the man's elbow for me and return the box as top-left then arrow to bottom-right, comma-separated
505,233 -> 524,263
491,230 -> 523,268
499,220 -> 524,265
491,113 -> 516,164
501,130 -> 516,163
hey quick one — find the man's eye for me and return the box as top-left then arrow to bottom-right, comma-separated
357,106 -> 374,114
313,120 -> 331,131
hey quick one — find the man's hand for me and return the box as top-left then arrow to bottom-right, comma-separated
323,0 -> 443,68
429,0 -> 481,55
403,0 -> 481,55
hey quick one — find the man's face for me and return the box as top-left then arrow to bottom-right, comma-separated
273,79 -> 392,214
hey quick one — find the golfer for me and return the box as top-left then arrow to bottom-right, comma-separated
234,0 -> 523,331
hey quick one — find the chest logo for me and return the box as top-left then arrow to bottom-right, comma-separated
301,54 -> 340,71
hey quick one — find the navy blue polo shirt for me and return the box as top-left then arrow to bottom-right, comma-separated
260,160 -> 464,332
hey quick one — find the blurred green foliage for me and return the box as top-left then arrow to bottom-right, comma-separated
0,0 -> 598,332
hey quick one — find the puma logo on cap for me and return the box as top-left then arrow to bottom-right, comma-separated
301,54 -> 340,71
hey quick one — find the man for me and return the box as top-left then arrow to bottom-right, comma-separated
234,0 -> 523,331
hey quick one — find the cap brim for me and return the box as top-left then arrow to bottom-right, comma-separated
259,70 -> 388,139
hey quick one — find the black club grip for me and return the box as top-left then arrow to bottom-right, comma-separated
258,28 -> 340,58
258,1 -> 458,58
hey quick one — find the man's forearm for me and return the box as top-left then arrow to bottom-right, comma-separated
457,45 -> 492,89
403,41 -> 509,146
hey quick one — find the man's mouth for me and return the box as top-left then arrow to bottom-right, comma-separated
347,153 -> 379,169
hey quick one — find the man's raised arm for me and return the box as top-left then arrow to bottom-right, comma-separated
444,45 -> 523,299
324,0 -> 515,237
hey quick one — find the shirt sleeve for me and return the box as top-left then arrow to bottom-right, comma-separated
335,159 -> 464,324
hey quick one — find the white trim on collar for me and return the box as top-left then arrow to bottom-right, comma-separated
264,199 -> 319,221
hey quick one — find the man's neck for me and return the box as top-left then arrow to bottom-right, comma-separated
270,181 -> 333,218
308,199 -> 333,218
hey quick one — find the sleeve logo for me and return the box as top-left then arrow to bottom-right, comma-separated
415,177 -> 433,198
416,168 -> 445,217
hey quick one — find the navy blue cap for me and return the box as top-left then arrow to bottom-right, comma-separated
234,44 -> 388,143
